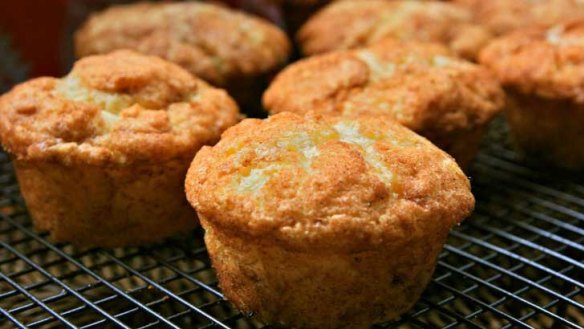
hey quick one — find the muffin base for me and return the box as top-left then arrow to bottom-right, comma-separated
202,218 -> 448,329
14,158 -> 197,247
505,91 -> 584,170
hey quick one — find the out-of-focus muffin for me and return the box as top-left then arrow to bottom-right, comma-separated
264,40 -> 504,169
0,50 -> 240,247
185,112 -> 475,329
480,21 -> 584,170
75,1 -> 291,115
453,0 -> 584,35
297,0 -> 493,60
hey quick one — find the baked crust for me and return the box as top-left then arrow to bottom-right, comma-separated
264,40 -> 504,166
453,0 -> 584,35
297,0 -> 492,60
203,219 -> 442,328
14,158 -> 197,247
74,2 -> 291,87
186,112 -> 475,253
480,21 -> 584,103
0,50 -> 240,165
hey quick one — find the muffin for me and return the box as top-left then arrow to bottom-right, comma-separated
264,40 -> 505,169
480,21 -> 584,170
74,1 -> 291,114
0,50 -> 239,247
297,0 -> 493,60
453,0 -> 584,35
185,112 -> 475,328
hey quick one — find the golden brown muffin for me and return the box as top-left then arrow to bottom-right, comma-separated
297,0 -> 493,60
0,50 -> 239,247
480,21 -> 584,170
74,1 -> 291,114
185,112 -> 475,328
264,40 -> 504,169
453,0 -> 584,35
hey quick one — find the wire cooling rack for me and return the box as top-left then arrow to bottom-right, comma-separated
0,117 -> 583,329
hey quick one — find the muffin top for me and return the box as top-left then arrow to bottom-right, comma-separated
297,0 -> 492,60
480,20 -> 584,102
0,50 -> 239,165
186,113 -> 474,252
75,2 -> 291,86
264,40 -> 504,139
453,0 -> 584,35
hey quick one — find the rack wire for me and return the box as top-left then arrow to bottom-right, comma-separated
0,117 -> 583,329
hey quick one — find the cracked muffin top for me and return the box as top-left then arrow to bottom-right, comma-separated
75,2 -> 291,86
479,20 -> 584,102
186,112 -> 474,252
264,40 -> 504,139
453,0 -> 584,35
0,50 -> 239,165
297,0 -> 492,60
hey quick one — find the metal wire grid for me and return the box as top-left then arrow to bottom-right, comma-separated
0,118 -> 582,329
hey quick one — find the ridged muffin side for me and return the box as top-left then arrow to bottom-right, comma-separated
264,40 -> 504,168
0,50 -> 240,247
186,112 -> 474,328
297,0 -> 493,60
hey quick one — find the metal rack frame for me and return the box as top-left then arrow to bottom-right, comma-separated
0,119 -> 583,329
